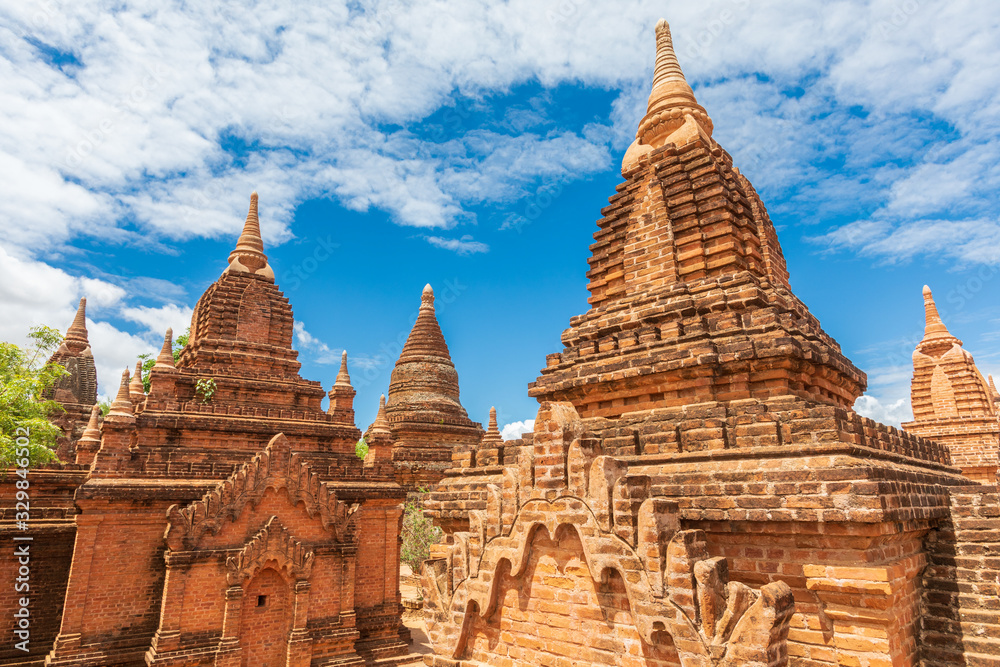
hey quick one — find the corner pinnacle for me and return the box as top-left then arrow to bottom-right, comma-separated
108,369 -> 134,417
422,283 -> 435,308
335,350 -> 352,386
154,328 -> 176,370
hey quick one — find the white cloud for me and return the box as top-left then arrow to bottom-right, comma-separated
501,419 -> 534,441
425,235 -> 489,255
0,245 -> 158,400
853,395 -> 912,429
120,304 -> 194,339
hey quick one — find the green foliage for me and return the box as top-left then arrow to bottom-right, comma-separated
138,354 -> 154,393
137,328 -> 190,392
0,326 -> 69,467
195,377 -> 216,403
355,437 -> 369,459
400,488 -> 443,573
97,399 -> 111,416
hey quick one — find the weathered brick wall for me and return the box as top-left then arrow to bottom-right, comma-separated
0,466 -> 86,666
920,487 -> 1000,666
239,568 -> 292,667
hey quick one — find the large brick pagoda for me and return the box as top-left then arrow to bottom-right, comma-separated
421,19 -> 1000,667
0,193 -> 420,667
901,286 -> 999,484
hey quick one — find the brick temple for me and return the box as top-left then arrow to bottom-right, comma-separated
420,20 -> 1000,667
1,15 -> 999,667
0,194 -> 425,666
901,286 -> 999,484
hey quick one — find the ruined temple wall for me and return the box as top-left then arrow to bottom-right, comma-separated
463,526 -> 682,667
920,486 -> 1000,666
902,418 -> 999,484
0,467 -> 86,666
693,521 -> 929,667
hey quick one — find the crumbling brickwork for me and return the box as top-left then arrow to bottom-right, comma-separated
1,193 -> 418,666
421,19 -> 997,667
902,286 -> 999,483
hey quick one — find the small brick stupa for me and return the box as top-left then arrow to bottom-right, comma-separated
46,297 -> 99,460
383,284 -> 482,491
902,286 -> 999,483
1,193 -> 420,667
421,19 -> 999,667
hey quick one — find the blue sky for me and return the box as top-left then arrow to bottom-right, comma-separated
1,0 -> 998,435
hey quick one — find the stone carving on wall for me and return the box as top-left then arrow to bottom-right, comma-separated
422,401 -> 794,667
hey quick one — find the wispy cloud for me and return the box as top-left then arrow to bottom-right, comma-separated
425,235 -> 489,255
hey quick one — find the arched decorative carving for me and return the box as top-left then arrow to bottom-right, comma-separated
165,433 -> 359,550
226,516 -> 314,586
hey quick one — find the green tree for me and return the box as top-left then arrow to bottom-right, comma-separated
0,326 -> 68,467
355,437 -> 369,459
138,328 -> 190,392
400,488 -> 443,573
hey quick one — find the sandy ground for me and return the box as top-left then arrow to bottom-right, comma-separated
399,564 -> 432,663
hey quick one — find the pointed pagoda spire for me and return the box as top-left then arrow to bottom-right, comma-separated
921,286 -> 958,344
80,404 -> 102,442
327,350 -> 356,425
129,361 -> 145,402
398,284 -> 452,364
482,406 -> 502,447
154,328 -> 176,370
335,350 -> 351,386
371,395 -> 390,435
226,191 -> 274,281
65,297 -> 89,347
74,403 -> 104,465
625,19 -> 714,171
108,369 -> 135,419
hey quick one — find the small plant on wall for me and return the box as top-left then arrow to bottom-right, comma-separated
195,378 -> 216,403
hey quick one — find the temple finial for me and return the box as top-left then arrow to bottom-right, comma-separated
129,361 -> 145,400
371,394 -> 390,434
154,328 -> 176,370
625,19 -> 714,172
422,283 -> 435,308
65,297 -> 89,346
488,406 -> 498,432
336,350 -> 352,386
226,191 -> 274,281
81,404 -> 102,441
651,19 -> 687,93
922,286 -> 954,341
108,369 -> 134,417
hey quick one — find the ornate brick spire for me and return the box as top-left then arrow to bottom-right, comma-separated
904,285 -> 998,482
482,407 -> 501,447
531,19 -> 864,418
385,284 -> 482,489
920,285 -> 959,347
623,19 -> 713,172
327,351 -> 356,426
75,404 -> 103,465
65,297 -> 90,350
129,360 -> 145,403
154,328 -> 176,370
371,395 -> 390,435
387,284 -> 466,418
226,191 -> 274,281
107,369 -> 136,421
